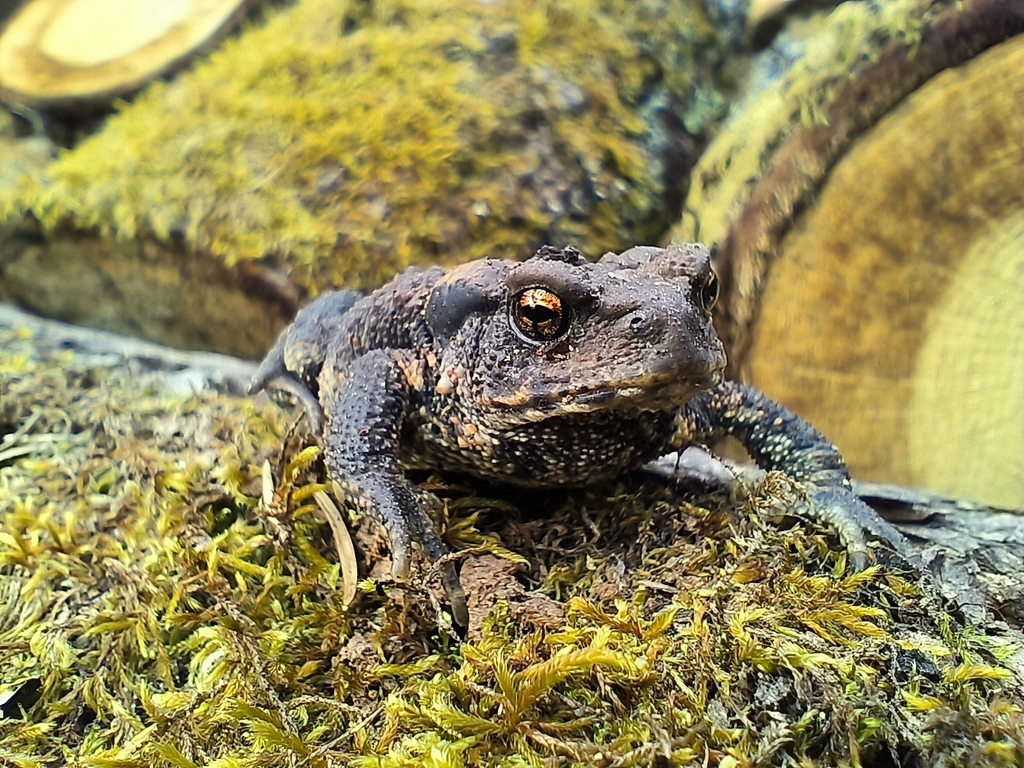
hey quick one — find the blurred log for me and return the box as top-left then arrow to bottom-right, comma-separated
0,0 -> 20,26
674,0 -> 1024,509
746,0 -> 798,31
0,0 -> 254,108
0,108 -> 294,358
0,0 -> 744,354
0,221 -> 295,358
0,300 -> 258,394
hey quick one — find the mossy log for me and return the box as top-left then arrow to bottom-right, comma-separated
673,0 -> 1024,510
0,0 -> 254,108
0,0 -> 744,355
2,302 -> 1023,767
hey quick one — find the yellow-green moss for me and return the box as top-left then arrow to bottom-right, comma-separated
1,0 -> 724,292
1,322 -> 1022,766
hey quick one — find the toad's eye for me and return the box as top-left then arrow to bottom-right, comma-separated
511,287 -> 570,342
700,270 -> 720,313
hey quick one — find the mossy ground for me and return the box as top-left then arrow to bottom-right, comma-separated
2,323 -> 1022,767
1,0 -> 729,294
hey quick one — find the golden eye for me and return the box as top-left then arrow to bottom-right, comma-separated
700,270 -> 720,313
511,288 -> 569,342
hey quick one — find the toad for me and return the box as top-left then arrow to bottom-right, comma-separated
250,244 -> 914,625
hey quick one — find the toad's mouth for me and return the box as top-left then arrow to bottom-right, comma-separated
484,368 -> 724,423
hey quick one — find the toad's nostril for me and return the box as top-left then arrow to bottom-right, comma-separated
628,312 -> 647,330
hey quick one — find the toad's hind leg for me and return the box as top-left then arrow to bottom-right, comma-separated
320,348 -> 468,625
248,290 -> 361,432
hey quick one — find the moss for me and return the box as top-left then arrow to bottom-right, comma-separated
0,0 -> 727,292
1,323 -> 1022,767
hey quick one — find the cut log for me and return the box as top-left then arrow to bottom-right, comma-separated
0,0 -> 253,107
674,0 -> 1024,509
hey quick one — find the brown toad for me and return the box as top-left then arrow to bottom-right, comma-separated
250,244 -> 913,624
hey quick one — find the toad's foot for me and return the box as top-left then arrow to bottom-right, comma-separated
799,484 -> 918,571
248,290 -> 362,432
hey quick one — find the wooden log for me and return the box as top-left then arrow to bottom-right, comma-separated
0,300 -> 258,394
0,227 -> 295,359
855,480 -> 1024,630
0,0 -> 254,108
674,0 -> 1024,509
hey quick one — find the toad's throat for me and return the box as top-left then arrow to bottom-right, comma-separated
484,369 -> 723,422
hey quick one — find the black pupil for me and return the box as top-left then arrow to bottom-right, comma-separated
523,304 -> 558,325
515,290 -> 565,340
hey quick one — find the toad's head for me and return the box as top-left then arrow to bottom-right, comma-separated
425,244 -> 727,426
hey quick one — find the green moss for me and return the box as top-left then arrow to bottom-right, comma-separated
1,0 -> 724,292
1,323 -> 1022,766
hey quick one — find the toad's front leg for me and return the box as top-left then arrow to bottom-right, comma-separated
678,380 -> 917,571
319,348 -> 468,625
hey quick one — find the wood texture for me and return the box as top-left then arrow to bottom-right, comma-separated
746,35 -> 1024,507
0,0 -> 252,106
0,224 -> 294,358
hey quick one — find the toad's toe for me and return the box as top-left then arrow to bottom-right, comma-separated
807,485 -> 917,571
